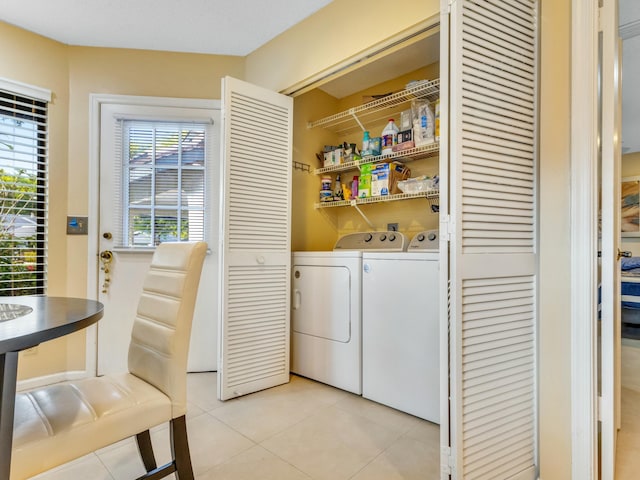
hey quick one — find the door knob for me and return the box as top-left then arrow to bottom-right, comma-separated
618,249 -> 632,260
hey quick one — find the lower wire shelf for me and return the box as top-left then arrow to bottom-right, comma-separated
315,191 -> 439,210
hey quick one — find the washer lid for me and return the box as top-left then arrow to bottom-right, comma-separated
334,231 -> 408,251
408,229 -> 439,251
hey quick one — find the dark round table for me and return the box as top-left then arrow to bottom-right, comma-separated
0,296 -> 104,480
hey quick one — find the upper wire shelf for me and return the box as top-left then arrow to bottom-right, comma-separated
307,79 -> 440,136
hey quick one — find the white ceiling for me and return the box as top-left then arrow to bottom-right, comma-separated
0,0 -> 333,56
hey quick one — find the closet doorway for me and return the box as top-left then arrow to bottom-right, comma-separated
615,0 -> 640,477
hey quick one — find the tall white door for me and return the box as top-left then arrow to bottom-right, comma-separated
599,0 -> 622,477
97,99 -> 220,375
217,77 -> 293,400
442,1 -> 538,478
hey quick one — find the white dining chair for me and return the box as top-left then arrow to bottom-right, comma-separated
11,241 -> 207,480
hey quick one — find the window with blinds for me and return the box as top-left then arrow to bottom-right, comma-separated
120,121 -> 208,248
0,89 -> 48,296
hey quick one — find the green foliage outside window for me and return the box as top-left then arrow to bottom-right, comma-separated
0,168 -> 40,295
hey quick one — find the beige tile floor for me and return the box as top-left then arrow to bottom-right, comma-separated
29,373 -> 440,480
617,342 -> 640,479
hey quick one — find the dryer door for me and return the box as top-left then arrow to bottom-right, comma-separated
292,265 -> 351,342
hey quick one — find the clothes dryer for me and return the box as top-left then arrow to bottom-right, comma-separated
291,250 -> 362,394
291,232 -> 408,395
362,229 -> 440,422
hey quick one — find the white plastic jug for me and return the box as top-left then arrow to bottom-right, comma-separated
381,119 -> 399,155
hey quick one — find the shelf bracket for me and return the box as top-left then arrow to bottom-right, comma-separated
348,108 -> 366,132
352,201 -> 375,229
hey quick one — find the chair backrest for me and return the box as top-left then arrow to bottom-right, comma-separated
127,241 -> 207,417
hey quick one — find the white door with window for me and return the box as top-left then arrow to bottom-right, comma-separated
96,98 -> 220,375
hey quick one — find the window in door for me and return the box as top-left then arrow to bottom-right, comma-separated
0,88 -> 48,296
117,120 -> 210,248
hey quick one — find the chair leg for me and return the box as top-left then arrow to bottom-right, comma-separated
136,429 -> 157,472
170,415 -> 194,480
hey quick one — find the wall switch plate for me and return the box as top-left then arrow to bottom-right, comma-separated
67,216 -> 88,235
387,223 -> 399,231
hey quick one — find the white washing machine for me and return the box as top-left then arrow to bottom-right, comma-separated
362,229 -> 440,422
291,232 -> 408,395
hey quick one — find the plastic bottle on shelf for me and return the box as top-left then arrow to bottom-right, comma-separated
435,99 -> 440,142
333,174 -> 343,200
351,175 -> 359,199
321,176 -> 332,191
381,119 -> 399,155
362,130 -> 371,157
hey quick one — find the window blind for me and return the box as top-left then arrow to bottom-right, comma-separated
0,89 -> 48,295
117,120 -> 209,248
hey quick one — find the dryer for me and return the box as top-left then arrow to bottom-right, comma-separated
291,232 -> 407,395
362,229 -> 440,422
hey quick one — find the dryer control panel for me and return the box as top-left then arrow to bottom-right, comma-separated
334,231 -> 408,251
408,229 -> 439,252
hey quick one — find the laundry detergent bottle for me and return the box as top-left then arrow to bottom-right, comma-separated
381,119 -> 399,155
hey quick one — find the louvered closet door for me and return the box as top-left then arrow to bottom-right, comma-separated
446,1 -> 538,479
218,77 -> 293,400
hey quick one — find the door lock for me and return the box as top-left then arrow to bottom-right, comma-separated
99,250 -> 114,294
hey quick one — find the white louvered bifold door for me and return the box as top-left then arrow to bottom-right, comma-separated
445,1 -> 538,479
217,77 -> 293,401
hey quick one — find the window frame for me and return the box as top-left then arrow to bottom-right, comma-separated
120,120 -> 210,248
0,78 -> 51,296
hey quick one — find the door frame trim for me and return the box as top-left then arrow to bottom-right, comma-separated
87,94 -> 220,376
570,0 -> 599,478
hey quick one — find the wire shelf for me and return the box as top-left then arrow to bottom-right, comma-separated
315,190 -> 439,209
314,143 -> 439,175
307,79 -> 440,135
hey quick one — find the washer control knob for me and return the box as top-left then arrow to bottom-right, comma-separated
417,234 -> 425,242
364,233 -> 373,242
380,234 -> 387,241
428,232 -> 437,241
389,234 -> 396,242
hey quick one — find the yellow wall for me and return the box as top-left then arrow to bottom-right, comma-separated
291,88 -> 340,251
245,0 -> 439,93
622,151 -> 640,177
0,22 -> 74,378
539,0 -> 572,478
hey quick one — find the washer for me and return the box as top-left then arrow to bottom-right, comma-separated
291,232 -> 407,395
362,229 -> 440,422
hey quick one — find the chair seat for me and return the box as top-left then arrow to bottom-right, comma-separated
11,372 -> 172,480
